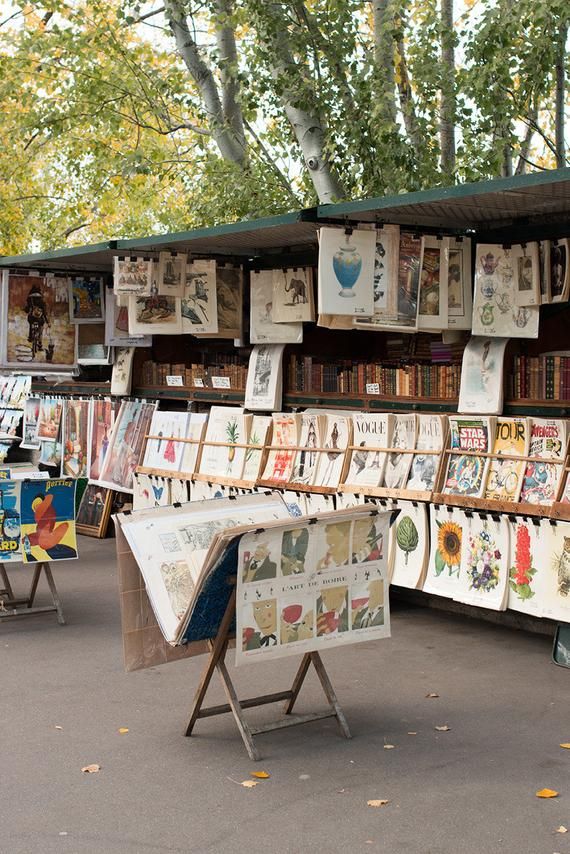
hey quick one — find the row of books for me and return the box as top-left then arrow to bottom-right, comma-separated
509,354 -> 570,401
287,355 -> 461,399
139,360 -> 248,389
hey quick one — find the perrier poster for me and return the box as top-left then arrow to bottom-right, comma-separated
20,479 -> 77,563
0,479 -> 22,562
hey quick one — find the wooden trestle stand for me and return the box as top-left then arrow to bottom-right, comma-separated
185,579 -> 351,761
0,562 -> 65,625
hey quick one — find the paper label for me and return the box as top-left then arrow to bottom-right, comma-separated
212,376 -> 231,389
193,378 -> 205,388
166,375 -> 184,387
366,383 -> 380,395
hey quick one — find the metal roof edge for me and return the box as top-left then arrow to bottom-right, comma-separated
316,168 -> 570,220
0,240 -> 117,268
116,208 -> 318,251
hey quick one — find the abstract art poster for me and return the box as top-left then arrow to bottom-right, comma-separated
317,226 -> 375,317
236,510 -> 392,666
4,274 -> 77,370
0,479 -> 22,562
69,276 -> 105,323
20,478 -> 77,563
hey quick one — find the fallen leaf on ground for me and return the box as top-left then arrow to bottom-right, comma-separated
118,728 -> 129,735
426,693 -> 439,698
536,788 -> 559,798
435,725 -> 451,732
560,743 -> 570,749
407,731 -> 417,736
555,826 -> 568,834
383,744 -> 395,750
251,771 -> 270,779
241,780 -> 258,788
367,799 -> 390,808
81,764 -> 100,774
55,726 -> 63,730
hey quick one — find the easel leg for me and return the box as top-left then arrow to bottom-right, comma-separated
27,564 -> 43,608
43,564 -> 66,625
310,652 -> 351,739
283,653 -> 311,715
215,649 -> 260,762
185,588 -> 237,737
0,565 -> 14,599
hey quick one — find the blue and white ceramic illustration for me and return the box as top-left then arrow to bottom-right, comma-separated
333,235 -> 362,298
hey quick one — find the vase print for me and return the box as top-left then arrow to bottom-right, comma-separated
333,235 -> 362,298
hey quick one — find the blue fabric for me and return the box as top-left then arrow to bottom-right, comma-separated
181,537 -> 241,644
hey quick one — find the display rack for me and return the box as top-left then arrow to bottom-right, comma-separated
0,562 -> 65,625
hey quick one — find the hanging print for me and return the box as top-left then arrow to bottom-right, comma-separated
181,259 -> 218,335
68,276 -> 105,323
472,244 -> 539,338
158,251 -> 186,297
317,227 -> 375,317
250,270 -> 303,344
113,256 -> 153,296
272,266 -> 315,323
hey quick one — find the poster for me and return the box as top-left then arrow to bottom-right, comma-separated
290,413 -> 323,487
272,267 -> 315,323
423,506 -> 466,599
472,244 -> 539,338
69,276 -> 105,323
128,290 -> 182,336
37,397 -> 63,442
142,410 -> 190,474
3,274 -> 77,370
382,414 -> 416,490
236,511 -> 391,666
110,347 -> 135,396
261,414 -> 299,483
506,517 -> 547,618
20,479 -> 77,562
0,479 -> 22,562
181,259 -> 218,334
406,414 -> 446,491
62,398 -> 91,478
458,337 -> 508,414
244,344 -> 284,411
317,227 -> 375,317
250,270 -> 303,344
353,225 -> 400,330
76,484 -> 113,537
192,264 -> 243,339
158,251 -> 186,297
484,417 -> 529,502
446,237 -> 472,329
104,290 -> 151,347
89,399 -> 117,481
314,414 -> 351,489
550,239 -> 570,303
417,237 -> 447,330
242,415 -> 272,483
198,406 -> 250,481
344,413 -> 393,489
21,396 -> 41,450
113,256 -> 153,296
520,418 -> 568,506
454,514 -> 510,611
513,242 -> 540,307
390,501 -> 429,590
95,400 -> 156,493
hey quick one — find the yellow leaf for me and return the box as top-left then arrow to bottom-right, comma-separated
241,780 -> 258,788
55,725 -> 63,730
367,799 -> 390,807
407,732 -> 417,736
560,743 -> 570,749
81,764 -> 100,774
383,745 -> 395,750
536,788 -> 559,798
556,826 -> 568,833
118,728 -> 129,734
426,693 -> 439,698
251,771 -> 270,779
435,725 -> 451,732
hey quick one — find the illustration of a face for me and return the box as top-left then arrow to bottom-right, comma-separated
297,610 -> 314,640
252,543 -> 269,562
321,586 -> 347,613
253,599 -> 277,635
324,522 -> 350,564
367,579 -> 384,611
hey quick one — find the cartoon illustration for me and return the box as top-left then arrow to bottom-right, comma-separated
281,527 -> 309,575
243,598 -> 278,649
352,579 -> 385,629
242,543 -> 277,583
21,481 -> 77,562
316,586 -> 349,635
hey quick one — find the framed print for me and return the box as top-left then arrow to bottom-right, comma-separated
2,272 -> 77,370
417,237 -> 447,331
513,242 -> 540,307
550,238 -> 570,303
76,484 -> 114,538
69,276 -> 105,323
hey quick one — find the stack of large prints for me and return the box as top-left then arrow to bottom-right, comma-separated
343,413 -> 394,490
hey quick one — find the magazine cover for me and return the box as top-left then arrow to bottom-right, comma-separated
406,414 -> 446,491
443,416 -> 495,497
290,412 -> 324,486
20,479 -> 77,562
458,336 -> 508,414
344,413 -> 393,489
519,418 -> 568,505
382,414 -> 416,490
314,414 -> 351,489
484,417 -> 529,502
261,414 -> 299,483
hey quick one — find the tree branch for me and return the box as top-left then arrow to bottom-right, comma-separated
213,0 -> 246,149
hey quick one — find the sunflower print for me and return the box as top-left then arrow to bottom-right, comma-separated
435,520 -> 462,576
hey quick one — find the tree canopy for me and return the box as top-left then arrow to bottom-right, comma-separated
0,0 -> 568,254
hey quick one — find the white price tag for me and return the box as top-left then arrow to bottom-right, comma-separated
166,375 -> 184,387
212,376 -> 231,389
366,383 -> 380,395
193,377 -> 205,388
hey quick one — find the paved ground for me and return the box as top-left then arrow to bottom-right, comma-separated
2,535 -> 569,854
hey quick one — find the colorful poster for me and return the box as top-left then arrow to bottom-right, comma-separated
20,479 -> 77,562
506,518 -> 545,617
4,274 -> 77,369
317,227 -> 375,317
455,514 -> 510,611
443,417 -> 495,498
142,410 -> 189,474
89,399 -> 117,481
458,337 -> 508,415
62,398 -> 91,478
236,510 -> 392,666
69,276 -> 105,323
261,414 -> 299,483
484,417 -> 529,502
198,406 -> 250,481
423,506 -> 466,599
390,501 -> 429,590
128,290 -> 182,336
95,400 -> 156,493
0,479 -> 22,562
37,397 -> 63,442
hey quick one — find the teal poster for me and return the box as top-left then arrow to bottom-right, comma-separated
0,479 -> 21,562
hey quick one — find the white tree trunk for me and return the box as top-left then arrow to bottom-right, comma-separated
439,0 -> 456,175
372,0 -> 397,125
283,103 -> 346,203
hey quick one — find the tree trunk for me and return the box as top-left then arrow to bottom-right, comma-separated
164,0 -> 246,165
555,22 -> 567,168
213,0 -> 246,150
395,36 -> 423,158
439,0 -> 456,176
282,103 -> 346,202
372,0 -> 397,126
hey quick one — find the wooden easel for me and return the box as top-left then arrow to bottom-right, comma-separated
185,582 -> 351,761
0,562 -> 65,625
